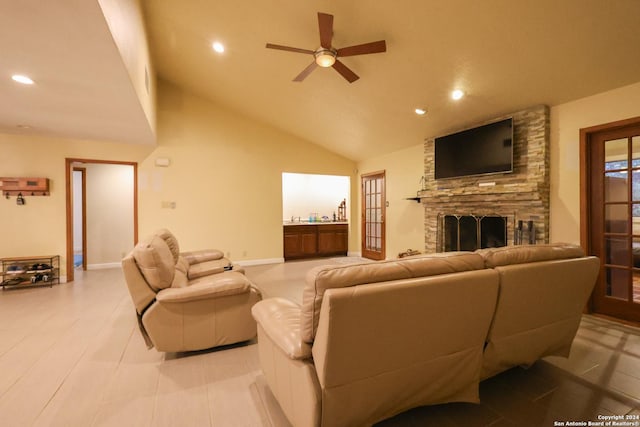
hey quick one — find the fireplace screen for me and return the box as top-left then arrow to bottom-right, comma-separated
440,215 -> 507,252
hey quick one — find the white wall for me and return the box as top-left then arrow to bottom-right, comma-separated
85,163 -> 134,267
550,81 -> 640,244
98,0 -> 156,135
282,173 -> 350,222
73,170 -> 83,253
357,143 -> 426,259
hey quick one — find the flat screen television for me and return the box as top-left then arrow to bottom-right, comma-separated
434,117 -> 513,180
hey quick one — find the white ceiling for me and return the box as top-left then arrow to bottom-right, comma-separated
2,1 -> 640,161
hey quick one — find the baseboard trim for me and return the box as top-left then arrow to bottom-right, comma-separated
236,258 -> 284,267
87,262 -> 121,270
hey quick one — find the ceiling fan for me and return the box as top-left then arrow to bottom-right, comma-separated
266,12 -> 386,83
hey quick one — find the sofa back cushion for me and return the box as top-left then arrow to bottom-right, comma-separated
311,269 -> 499,426
481,256 -> 599,378
155,228 -> 181,264
301,252 -> 485,343
132,234 -> 176,291
478,244 -> 599,379
478,243 -> 585,268
122,252 -> 158,314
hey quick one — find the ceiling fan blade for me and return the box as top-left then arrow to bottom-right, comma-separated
318,12 -> 334,49
332,59 -> 359,83
266,43 -> 314,55
337,40 -> 386,57
293,61 -> 319,82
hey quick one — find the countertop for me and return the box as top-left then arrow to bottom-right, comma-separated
283,221 -> 348,226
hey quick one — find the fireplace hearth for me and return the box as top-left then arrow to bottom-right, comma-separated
439,214 -> 508,252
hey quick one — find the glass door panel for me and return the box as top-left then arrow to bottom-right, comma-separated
632,136 -> 640,166
605,204 -> 629,233
606,268 -> 630,300
604,173 -> 628,202
605,138 -> 628,168
605,237 -> 629,266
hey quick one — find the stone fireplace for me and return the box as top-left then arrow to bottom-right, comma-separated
420,105 -> 550,253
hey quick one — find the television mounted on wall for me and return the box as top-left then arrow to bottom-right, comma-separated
434,117 -> 514,180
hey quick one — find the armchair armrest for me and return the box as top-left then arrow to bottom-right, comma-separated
156,273 -> 249,303
252,298 -> 311,360
187,259 -> 229,279
181,249 -> 224,265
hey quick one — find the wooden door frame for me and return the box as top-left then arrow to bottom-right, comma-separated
65,158 -> 138,282
361,170 -> 386,260
580,115 -> 640,312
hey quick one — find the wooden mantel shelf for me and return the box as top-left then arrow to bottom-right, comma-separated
417,181 -> 548,203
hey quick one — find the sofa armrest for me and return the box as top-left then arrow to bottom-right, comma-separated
187,258 -> 231,279
252,298 -> 312,360
181,249 -> 224,265
156,273 -> 249,303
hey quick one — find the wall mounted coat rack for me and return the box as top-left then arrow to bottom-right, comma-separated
1,177 -> 50,197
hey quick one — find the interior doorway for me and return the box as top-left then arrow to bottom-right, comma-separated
72,167 -> 87,270
65,158 -> 138,282
361,170 -> 386,260
581,116 -> 640,323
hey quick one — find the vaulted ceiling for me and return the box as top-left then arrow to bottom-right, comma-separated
2,1 -> 640,161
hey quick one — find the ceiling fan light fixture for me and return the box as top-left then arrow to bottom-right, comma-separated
314,48 -> 336,67
265,12 -> 385,83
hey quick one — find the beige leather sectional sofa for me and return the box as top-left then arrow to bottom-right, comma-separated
252,244 -> 599,427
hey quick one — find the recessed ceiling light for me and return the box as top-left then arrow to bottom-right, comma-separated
451,89 -> 464,100
12,74 -> 34,85
212,41 -> 225,53
414,108 -> 427,116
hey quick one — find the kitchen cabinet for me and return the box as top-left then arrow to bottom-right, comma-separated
284,225 -> 317,260
317,224 -> 348,256
284,223 -> 348,260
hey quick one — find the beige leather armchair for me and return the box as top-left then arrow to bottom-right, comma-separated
122,229 -> 261,352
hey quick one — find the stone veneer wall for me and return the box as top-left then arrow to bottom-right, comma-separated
420,105 -> 550,253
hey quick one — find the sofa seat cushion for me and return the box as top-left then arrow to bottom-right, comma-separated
301,252 -> 485,343
478,243 -> 585,268
157,271 -> 251,303
132,234 -> 176,291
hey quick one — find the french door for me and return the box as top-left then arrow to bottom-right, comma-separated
584,117 -> 640,322
361,171 -> 386,260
